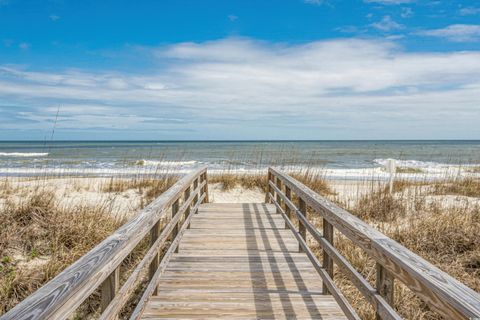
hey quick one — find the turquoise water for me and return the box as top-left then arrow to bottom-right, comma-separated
0,140 -> 479,176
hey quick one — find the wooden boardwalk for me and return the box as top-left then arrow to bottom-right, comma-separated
140,203 -> 347,319
3,167 -> 480,320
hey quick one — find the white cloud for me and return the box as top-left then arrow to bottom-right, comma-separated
304,0 -> 324,5
49,14 -> 60,21
371,16 -> 404,31
459,7 -> 480,16
401,7 -> 413,18
228,14 -> 238,22
417,24 -> 480,42
18,42 -> 30,50
1,38 -> 480,138
364,0 -> 412,4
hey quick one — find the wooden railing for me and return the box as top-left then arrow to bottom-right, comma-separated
267,167 -> 480,320
1,166 -> 209,320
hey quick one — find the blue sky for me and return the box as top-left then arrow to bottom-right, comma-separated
1,0 -> 479,140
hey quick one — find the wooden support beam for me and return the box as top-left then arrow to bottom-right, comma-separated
171,199 -> 180,242
298,198 -> 306,252
275,176 -> 282,213
100,267 -> 120,313
284,186 -> 291,229
376,263 -> 395,320
201,173 -> 209,203
266,171 -> 273,203
193,178 -> 199,215
183,185 -> 191,228
323,218 -> 334,295
148,220 -> 161,295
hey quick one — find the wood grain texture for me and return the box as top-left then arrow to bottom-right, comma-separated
269,194 -> 361,320
376,263 -> 394,320
100,267 -> 120,313
269,167 -> 480,319
138,203 -> 348,320
1,167 -> 207,320
99,181 -> 206,320
270,180 -> 400,319
131,193 -> 205,320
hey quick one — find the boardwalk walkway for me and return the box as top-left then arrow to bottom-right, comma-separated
3,167 -> 479,320
140,203 -> 347,319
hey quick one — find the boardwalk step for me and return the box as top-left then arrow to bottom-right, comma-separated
139,203 -> 347,320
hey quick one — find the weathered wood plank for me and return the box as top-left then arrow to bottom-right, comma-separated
270,179 -> 400,320
269,194 -> 361,320
99,181 -> 206,320
270,167 -> 480,319
322,219 -> 334,295
0,167 -> 207,320
130,193 -> 206,320
138,201 -> 349,320
100,267 -> 120,313
376,263 -> 395,320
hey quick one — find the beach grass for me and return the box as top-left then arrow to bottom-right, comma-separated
396,166 -> 424,173
0,164 -> 479,319
0,174 -> 177,317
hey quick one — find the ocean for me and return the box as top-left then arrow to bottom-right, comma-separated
0,140 -> 479,179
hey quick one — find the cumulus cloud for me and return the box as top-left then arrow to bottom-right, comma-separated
459,7 -> 480,16
400,7 -> 413,18
1,38 -> 480,138
49,14 -> 60,21
417,24 -> 480,42
304,0 -> 324,5
371,16 -> 404,31
18,42 -> 30,50
364,0 -> 412,4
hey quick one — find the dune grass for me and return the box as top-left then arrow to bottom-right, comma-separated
1,165 -> 479,319
0,175 -> 176,317
396,166 -> 424,173
313,176 -> 479,319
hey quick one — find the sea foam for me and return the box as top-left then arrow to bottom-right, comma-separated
0,152 -> 49,157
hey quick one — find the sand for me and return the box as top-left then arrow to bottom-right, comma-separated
0,177 -> 144,217
1,176 -> 478,215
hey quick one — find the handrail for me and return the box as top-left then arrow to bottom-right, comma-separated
267,167 -> 480,320
1,166 -> 209,320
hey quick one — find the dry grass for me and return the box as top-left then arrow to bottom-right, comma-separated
303,176 -> 480,319
432,178 -> 480,197
209,169 -> 334,196
0,189 -> 124,314
1,168 -> 479,319
209,173 -> 267,192
396,166 -> 424,173
0,175 -> 177,317
467,166 -> 480,173
102,176 -> 177,204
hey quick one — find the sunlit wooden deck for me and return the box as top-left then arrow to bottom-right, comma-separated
3,167 -> 479,320
140,203 -> 347,319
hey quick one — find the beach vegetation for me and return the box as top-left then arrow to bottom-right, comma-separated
396,166 -> 424,173
0,164 -> 478,319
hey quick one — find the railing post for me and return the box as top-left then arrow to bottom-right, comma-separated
148,220 -> 161,295
376,263 -> 394,320
184,185 -> 191,229
201,172 -> 209,203
100,267 -> 120,313
193,178 -> 199,214
322,218 -> 334,294
284,186 -> 291,229
171,199 -> 180,243
298,198 -> 306,252
275,176 -> 282,213
266,170 -> 273,203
